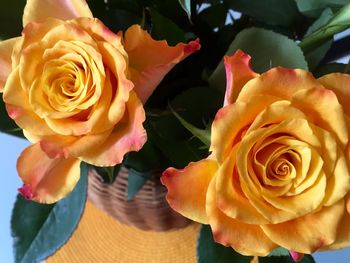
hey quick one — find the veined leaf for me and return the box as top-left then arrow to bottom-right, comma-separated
226,0 -> 302,26
11,162 -> 88,263
304,8 -> 334,70
295,0 -> 350,17
300,3 -> 350,50
178,0 -> 191,20
127,168 -> 153,201
169,105 -> 211,147
209,27 -> 308,92
197,225 -> 252,263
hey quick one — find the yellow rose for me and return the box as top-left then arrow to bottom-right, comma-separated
0,0 -> 200,203
161,50 -> 350,256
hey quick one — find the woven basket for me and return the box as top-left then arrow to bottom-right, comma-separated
88,167 -> 192,231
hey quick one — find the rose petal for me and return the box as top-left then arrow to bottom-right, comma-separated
3,68 -> 55,138
23,0 -> 93,27
20,21 -> 97,95
261,200 -> 345,253
321,195 -> 350,250
0,37 -> 20,92
39,128 -> 111,159
309,126 -> 350,206
211,95 -> 279,163
17,143 -> 81,204
216,145 -> 270,224
237,119 -> 326,223
38,90 -> 141,159
18,19 -> 63,59
207,177 -> 277,256
289,251 -> 304,262
223,50 -> 259,106
161,159 -> 218,224
123,25 -> 200,103
79,91 -> 146,166
237,68 -> 322,103
73,17 -> 127,52
318,73 -> 350,117
292,87 -> 348,147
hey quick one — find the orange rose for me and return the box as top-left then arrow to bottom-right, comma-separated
162,50 -> 350,255
0,0 -> 199,203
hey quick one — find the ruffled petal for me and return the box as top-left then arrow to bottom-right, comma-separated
17,143 -> 81,204
210,95 -> 279,163
216,146 -> 270,224
0,37 -> 20,92
236,118 -> 327,223
206,177 -> 277,256
320,194 -> 350,251
39,128 -> 111,159
23,0 -> 93,27
123,25 -> 200,103
289,251 -> 304,262
318,73 -> 350,117
292,87 -> 348,147
3,68 -> 55,138
72,17 -> 127,53
261,200 -> 345,253
79,91 -> 146,166
41,92 -> 144,163
237,68 -> 322,103
223,50 -> 259,105
161,159 -> 218,224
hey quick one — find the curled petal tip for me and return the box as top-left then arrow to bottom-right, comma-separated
184,38 -> 201,53
18,185 -> 33,200
289,250 -> 304,262
160,168 -> 175,184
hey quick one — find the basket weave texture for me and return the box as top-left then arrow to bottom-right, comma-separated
88,167 -> 192,231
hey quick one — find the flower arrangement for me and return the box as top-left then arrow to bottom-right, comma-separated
1,0 -> 350,262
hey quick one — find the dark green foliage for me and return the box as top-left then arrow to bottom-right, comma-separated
11,162 -> 88,263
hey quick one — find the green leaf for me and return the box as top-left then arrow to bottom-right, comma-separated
92,165 -> 121,184
178,0 -> 191,20
226,0 -> 302,26
268,247 -> 290,257
259,253 -> 315,263
148,120 -> 206,168
169,105 -> 211,147
305,8 -> 334,35
127,168 -> 153,200
300,3 -> 350,50
304,8 -> 334,70
209,27 -> 308,92
148,8 -> 186,45
300,255 -> 316,263
170,86 -> 222,126
259,247 -> 315,263
197,225 -> 253,263
346,58 -> 350,73
11,162 -> 88,263
227,28 -> 309,72
295,0 -> 350,17
123,125 -> 169,172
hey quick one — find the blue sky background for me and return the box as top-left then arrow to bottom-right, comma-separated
1,133 -> 350,262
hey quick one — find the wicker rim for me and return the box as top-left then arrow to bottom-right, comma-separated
88,167 -> 192,231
